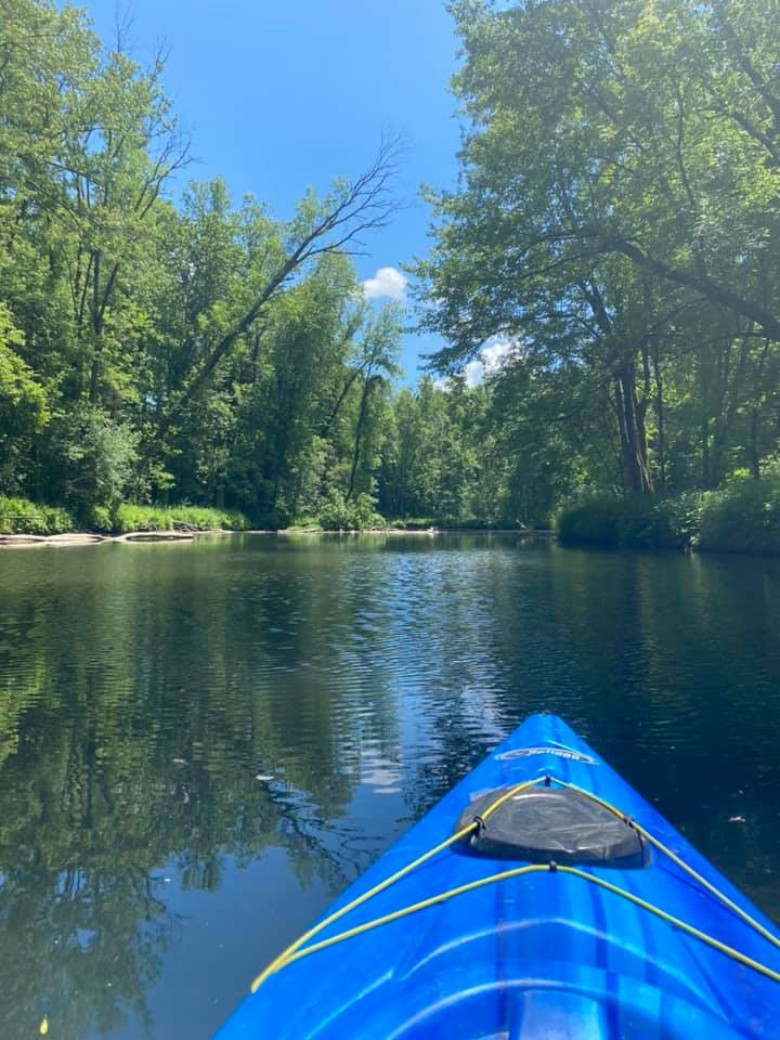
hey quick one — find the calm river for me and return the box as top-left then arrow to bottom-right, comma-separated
0,535 -> 779,1038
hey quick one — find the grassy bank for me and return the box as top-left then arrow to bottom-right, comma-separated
93,504 -> 251,534
0,497 -> 251,535
0,497 -> 75,535
557,472 -> 780,555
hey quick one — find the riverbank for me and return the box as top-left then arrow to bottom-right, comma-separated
0,496 -> 558,545
0,530 -> 209,547
0,498 -> 251,538
5,484 -> 779,557
0,522 -> 558,549
557,476 -> 780,555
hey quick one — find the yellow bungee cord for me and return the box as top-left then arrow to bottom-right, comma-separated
250,773 -> 780,992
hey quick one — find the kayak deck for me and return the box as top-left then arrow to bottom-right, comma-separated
216,714 -> 780,1038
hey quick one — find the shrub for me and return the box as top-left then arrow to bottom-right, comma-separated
168,506 -> 250,531
317,492 -> 384,531
57,408 -> 139,509
0,496 -> 75,534
557,478 -> 780,556
653,492 -> 706,549
698,472 -> 780,554
557,494 -> 695,550
0,497 -> 251,536
112,504 -> 250,534
557,497 -> 624,547
85,504 -> 114,533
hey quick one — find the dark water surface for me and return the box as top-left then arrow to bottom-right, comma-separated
1,535 -> 779,1039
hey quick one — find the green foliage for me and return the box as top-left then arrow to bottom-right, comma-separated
85,504 -> 114,532
558,498 -> 630,548
317,491 -> 384,531
558,479 -> 780,556
0,303 -> 49,494
317,490 -> 382,530
655,493 -> 707,549
58,409 -> 140,509
5,0 -> 780,545
0,497 -> 74,534
108,504 -> 250,534
558,495 -> 689,550
0,3 -> 403,530
415,0 -> 780,519
0,500 -> 249,535
698,470 -> 780,554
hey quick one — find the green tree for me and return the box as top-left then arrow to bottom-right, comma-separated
417,0 -> 780,501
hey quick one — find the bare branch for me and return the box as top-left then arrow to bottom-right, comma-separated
112,3 -> 137,56
146,134 -> 405,449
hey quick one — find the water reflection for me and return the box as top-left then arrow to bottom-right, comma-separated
0,537 -> 778,1037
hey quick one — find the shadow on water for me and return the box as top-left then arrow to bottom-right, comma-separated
0,535 -> 779,1037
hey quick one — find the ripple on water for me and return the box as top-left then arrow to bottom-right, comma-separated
1,537 -> 780,1040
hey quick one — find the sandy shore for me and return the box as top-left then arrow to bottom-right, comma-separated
0,530 -> 199,548
0,527 -> 555,549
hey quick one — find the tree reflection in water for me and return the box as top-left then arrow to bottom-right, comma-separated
1,538 -> 780,1037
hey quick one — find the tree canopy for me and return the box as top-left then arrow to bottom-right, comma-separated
415,0 -> 780,505
0,0 -> 406,528
3,0 -> 780,532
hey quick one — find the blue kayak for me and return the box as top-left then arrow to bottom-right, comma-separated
215,714 -> 780,1038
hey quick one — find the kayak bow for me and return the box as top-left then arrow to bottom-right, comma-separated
215,714 -> 780,1038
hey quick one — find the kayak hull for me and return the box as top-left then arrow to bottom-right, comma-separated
216,714 -> 780,1038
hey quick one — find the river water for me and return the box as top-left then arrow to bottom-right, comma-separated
0,534 -> 778,1039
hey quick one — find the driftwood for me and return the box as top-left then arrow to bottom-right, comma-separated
116,531 -> 195,543
0,530 -> 197,548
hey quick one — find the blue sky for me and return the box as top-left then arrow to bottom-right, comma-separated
80,0 -> 464,380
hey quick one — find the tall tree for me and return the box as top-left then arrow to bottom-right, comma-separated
416,0 -> 780,497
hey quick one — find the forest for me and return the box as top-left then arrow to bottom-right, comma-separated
2,0 -> 780,549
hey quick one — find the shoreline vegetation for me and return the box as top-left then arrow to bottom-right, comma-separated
0,496 -> 558,546
4,3 -> 780,553
4,480 -> 780,557
557,471 -> 780,556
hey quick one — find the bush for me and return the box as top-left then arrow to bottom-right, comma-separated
698,472 -> 780,554
557,477 -> 780,556
0,499 -> 251,536
168,506 -> 250,532
557,497 -> 623,547
85,504 -> 114,532
112,504 -> 250,534
56,408 -> 139,510
42,505 -> 76,534
557,494 -> 696,550
317,492 -> 384,531
0,496 -> 75,534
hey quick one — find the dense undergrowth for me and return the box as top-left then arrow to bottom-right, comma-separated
0,497 -> 75,535
6,471 -> 780,555
557,470 -> 780,555
0,493 -> 516,536
0,498 -> 250,535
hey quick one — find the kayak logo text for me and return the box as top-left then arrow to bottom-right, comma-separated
495,747 -> 598,765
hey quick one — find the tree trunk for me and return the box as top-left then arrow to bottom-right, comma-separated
617,362 -> 654,494
652,352 -> 666,496
346,378 -> 371,503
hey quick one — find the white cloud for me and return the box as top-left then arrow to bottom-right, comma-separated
362,266 -> 407,300
463,337 -> 517,387
483,338 -> 515,370
463,359 -> 485,388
